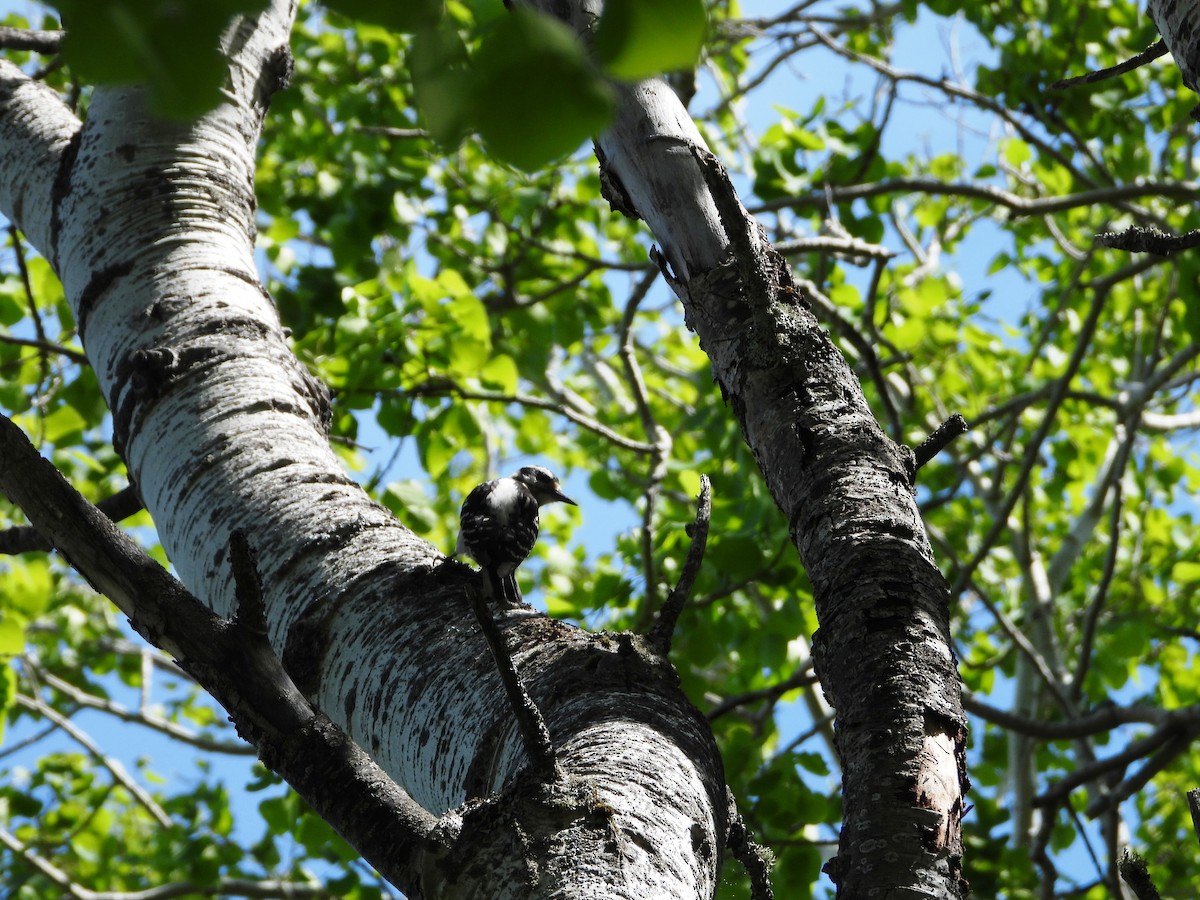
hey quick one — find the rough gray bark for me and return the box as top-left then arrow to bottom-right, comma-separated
1147,0 -> 1200,96
518,0 -> 970,896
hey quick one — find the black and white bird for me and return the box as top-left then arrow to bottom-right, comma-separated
456,465 -> 576,607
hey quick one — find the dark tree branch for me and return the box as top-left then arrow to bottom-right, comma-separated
620,267 -> 672,616
0,333 -> 89,365
1118,848 -> 1164,900
1096,224 -> 1200,255
725,789 -> 775,900
1071,480 -> 1123,699
650,475 -> 712,654
0,26 -> 64,53
754,176 -> 1199,219
1087,732 -> 1197,816
467,585 -> 560,783
399,378 -> 657,454
961,691 -> 1165,739
913,414 -> 969,470
950,259 -> 1161,598
1049,40 -> 1168,91
1188,788 -> 1200,844
1033,709 -> 1200,811
0,484 -> 144,554
707,665 -> 818,721
797,277 -> 904,441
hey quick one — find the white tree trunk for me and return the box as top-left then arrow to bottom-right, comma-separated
0,3 -> 726,898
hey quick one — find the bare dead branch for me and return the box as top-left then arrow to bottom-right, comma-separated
757,176 -> 1200,219
649,475 -> 711,654
1049,40 -> 1168,91
29,662 -> 254,755
0,484 -> 144,554
15,693 -> 175,828
962,690 -> 1168,739
0,26 -> 64,53
0,333 -> 89,364
619,267 -> 672,616
1118,848 -> 1164,900
1096,224 -> 1200,255
726,789 -> 775,900
707,664 -> 818,721
466,584 -> 560,783
913,414 -> 969,470
400,379 -> 657,454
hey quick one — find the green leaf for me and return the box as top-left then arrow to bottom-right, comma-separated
1171,560 -> 1200,584
411,25 -> 473,145
55,0 -> 268,117
470,8 -> 614,169
480,355 -> 518,393
324,0 -> 443,31
383,480 -> 439,533
0,617 -> 24,655
595,0 -> 706,80
40,404 -> 87,443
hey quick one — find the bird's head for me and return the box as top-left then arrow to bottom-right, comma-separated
511,466 -> 576,507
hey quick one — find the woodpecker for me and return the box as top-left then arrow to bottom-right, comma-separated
456,466 -> 576,607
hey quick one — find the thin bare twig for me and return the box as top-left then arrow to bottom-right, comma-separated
950,263 -> 1157,599
649,475 -> 711,654
7,224 -> 51,392
0,333 -> 89,365
15,693 -> 174,828
1049,40 -> 1168,91
0,484 -> 144,554
707,664 -> 817,721
619,268 -> 673,614
467,585 -> 559,782
400,379 -> 657,454
913,414 -> 968,470
725,788 -> 775,900
0,826 -> 337,900
35,666 -> 253,755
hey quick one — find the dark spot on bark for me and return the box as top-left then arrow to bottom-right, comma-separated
49,129 -> 81,264
75,259 -> 132,345
263,44 -> 294,100
342,683 -> 356,721
116,143 -> 136,163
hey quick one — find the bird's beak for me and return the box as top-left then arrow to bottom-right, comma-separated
556,488 -> 577,506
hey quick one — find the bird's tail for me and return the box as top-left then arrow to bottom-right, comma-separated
485,569 -> 523,608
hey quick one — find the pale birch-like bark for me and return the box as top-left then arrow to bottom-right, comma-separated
0,3 -> 726,898
1148,0 -> 1200,95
